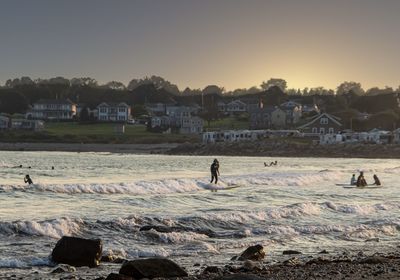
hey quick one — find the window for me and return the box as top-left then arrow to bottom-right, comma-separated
320,117 -> 328,125
100,107 -> 107,113
320,128 -> 325,134
118,107 -> 126,112
329,127 -> 334,134
312,127 -> 318,133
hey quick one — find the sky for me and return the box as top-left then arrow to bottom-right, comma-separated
1,0 -> 400,91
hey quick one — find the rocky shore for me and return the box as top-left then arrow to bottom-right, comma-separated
3,238 -> 399,279
167,140 -> 400,159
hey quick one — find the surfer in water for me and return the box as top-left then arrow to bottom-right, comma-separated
356,171 -> 367,187
372,174 -> 381,186
210,159 -> 220,184
350,174 -> 356,185
24,174 -> 33,185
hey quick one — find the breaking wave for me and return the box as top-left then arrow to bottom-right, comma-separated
0,171 -> 342,195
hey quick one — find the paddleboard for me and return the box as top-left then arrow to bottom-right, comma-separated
342,185 -> 383,189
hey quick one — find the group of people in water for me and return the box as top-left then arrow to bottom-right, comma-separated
264,161 -> 278,167
351,171 -> 381,187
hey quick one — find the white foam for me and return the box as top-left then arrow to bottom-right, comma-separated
0,257 -> 51,268
0,217 -> 82,238
0,170 -> 343,195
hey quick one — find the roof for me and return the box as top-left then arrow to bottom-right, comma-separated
298,113 -> 342,129
97,102 -> 130,107
34,99 -> 75,105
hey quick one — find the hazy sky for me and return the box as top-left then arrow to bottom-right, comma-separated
1,0 -> 400,90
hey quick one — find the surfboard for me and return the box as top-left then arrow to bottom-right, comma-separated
199,182 -> 241,191
342,185 -> 383,189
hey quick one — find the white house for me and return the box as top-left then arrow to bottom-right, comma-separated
27,99 -> 76,120
11,119 -> 44,131
97,102 -> 131,122
180,116 -> 204,134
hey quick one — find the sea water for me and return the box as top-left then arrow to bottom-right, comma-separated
0,151 -> 399,277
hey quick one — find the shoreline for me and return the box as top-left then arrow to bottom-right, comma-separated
0,142 -> 179,154
2,140 -> 400,159
2,249 -> 400,279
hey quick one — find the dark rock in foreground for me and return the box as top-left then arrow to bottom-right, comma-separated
51,236 -> 102,267
105,273 -> 133,280
119,257 -> 188,279
238,245 -> 265,261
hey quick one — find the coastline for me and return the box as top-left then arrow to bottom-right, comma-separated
2,140 -> 400,159
2,249 -> 400,279
0,142 -> 179,154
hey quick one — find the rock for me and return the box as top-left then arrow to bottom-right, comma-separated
51,236 -> 102,267
51,264 -> 76,274
242,260 -> 261,271
318,250 -> 329,254
215,274 -> 265,280
105,273 -> 133,280
306,257 -> 331,265
202,265 -> 223,274
238,245 -> 265,261
119,257 -> 188,279
282,250 -> 302,255
359,256 -> 386,264
283,257 -> 301,266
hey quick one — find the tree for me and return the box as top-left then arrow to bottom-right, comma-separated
79,106 -> 90,122
202,85 -> 224,95
365,87 -> 393,96
336,81 -> 364,95
127,75 -> 180,94
103,81 -> 126,90
260,78 -> 287,92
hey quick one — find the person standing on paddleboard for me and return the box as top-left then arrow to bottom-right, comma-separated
24,174 -> 33,185
210,159 -> 220,184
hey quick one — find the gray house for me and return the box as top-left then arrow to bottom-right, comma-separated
0,115 -> 9,130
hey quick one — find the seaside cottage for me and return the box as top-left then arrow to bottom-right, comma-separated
27,99 -> 76,120
97,102 -> 131,122
298,113 -> 342,135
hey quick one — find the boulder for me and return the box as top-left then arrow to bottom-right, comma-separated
51,236 -> 102,267
105,273 -> 133,280
359,256 -> 386,264
238,245 -> 265,261
119,258 -> 188,279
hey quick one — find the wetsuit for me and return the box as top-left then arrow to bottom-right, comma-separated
24,176 -> 33,185
210,162 -> 219,184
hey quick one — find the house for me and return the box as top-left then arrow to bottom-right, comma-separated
11,119 -> 44,131
180,116 -> 203,134
27,99 -> 76,120
302,104 -> 320,115
150,106 -> 204,134
280,101 -> 302,125
151,116 -> 171,128
249,106 -> 287,129
0,115 -> 9,130
298,113 -> 342,135
76,104 -> 98,120
270,108 -> 287,128
97,102 -> 131,122
226,100 -> 247,113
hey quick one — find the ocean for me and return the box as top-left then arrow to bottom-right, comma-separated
0,151 -> 399,278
